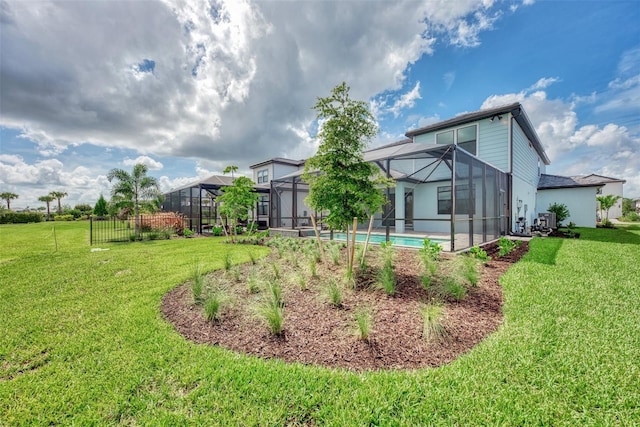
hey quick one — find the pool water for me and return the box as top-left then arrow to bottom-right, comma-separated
319,232 -> 448,249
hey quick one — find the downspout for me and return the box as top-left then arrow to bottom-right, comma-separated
451,146 -> 456,252
508,114 -> 514,234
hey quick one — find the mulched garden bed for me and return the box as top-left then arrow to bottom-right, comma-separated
161,240 -> 529,371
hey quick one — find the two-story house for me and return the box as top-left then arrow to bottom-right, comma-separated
164,103 -> 624,250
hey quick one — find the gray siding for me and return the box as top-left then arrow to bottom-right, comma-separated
477,118 -> 509,171
512,121 -> 540,186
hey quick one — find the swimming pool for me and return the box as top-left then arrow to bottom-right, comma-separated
319,232 -> 448,249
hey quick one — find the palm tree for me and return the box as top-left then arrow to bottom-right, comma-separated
107,163 -> 160,237
596,194 -> 621,221
49,191 -> 68,215
0,192 -> 19,210
223,165 -> 238,179
38,195 -> 56,218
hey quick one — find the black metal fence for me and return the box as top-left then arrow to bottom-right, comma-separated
89,213 -> 187,245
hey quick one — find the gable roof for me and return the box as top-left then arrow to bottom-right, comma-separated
571,174 -> 626,185
405,103 -> 551,165
538,174 -> 603,190
250,157 -> 305,169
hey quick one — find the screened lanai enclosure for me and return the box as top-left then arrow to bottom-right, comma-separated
161,175 -> 270,234
270,143 -> 508,251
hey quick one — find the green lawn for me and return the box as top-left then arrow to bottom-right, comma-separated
1,221 -> 639,425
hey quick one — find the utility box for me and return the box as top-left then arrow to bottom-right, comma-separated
538,212 -> 557,230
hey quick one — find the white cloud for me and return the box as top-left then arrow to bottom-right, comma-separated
0,0 -> 515,169
0,155 -> 111,209
481,80 -> 640,197
123,156 -> 164,171
389,82 -> 422,118
528,77 -> 560,91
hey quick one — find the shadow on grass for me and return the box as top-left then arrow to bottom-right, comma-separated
577,224 -> 640,245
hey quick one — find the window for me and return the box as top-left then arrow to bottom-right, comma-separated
457,125 -> 476,155
437,184 -> 474,215
257,169 -> 269,184
258,195 -> 269,215
435,124 -> 477,155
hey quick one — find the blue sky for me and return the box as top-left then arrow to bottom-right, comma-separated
1,0 -> 638,210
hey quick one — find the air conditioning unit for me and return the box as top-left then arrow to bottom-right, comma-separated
538,212 -> 557,229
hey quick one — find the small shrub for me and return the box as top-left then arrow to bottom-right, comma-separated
294,273 -> 307,291
439,276 -> 466,301
204,292 -> 225,322
308,257 -> 317,278
354,306 -> 373,341
271,263 -> 281,280
247,269 -> 261,294
191,262 -> 205,304
421,274 -> 433,289
420,239 -> 442,264
223,252 -> 233,271
183,228 -> 194,238
229,265 -> 241,282
377,264 -> 396,296
211,226 -> 224,236
460,256 -> 480,287
247,250 -> 257,265
328,243 -> 341,265
497,237 -> 516,257
421,304 -> 447,341
324,279 -> 343,307
548,202 -> 570,227
256,282 -> 284,335
469,245 -> 491,264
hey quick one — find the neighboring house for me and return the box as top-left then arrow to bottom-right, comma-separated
536,174 -> 602,226
572,174 -> 626,219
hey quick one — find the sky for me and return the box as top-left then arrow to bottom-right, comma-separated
1,0 -> 639,210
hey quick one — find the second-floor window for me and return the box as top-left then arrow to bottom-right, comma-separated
436,124 -> 477,155
257,169 -> 269,183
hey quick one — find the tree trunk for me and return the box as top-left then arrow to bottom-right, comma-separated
310,214 -> 325,260
361,214 -> 375,265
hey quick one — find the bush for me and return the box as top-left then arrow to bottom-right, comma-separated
0,212 -> 45,224
548,202 -> 570,227
354,306 -> 373,341
497,237 -> 516,257
130,212 -> 186,235
469,245 -> 491,264
421,304 -> 447,341
620,212 -> 639,222
211,226 -> 224,236
53,214 -> 75,221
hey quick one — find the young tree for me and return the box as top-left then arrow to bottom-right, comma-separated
217,171 -> 259,243
596,194 -> 621,221
107,163 -> 160,237
93,194 -> 109,216
38,195 -> 56,218
303,82 -> 393,273
49,191 -> 68,215
0,192 -> 19,210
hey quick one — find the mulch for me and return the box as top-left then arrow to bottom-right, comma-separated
161,240 -> 529,371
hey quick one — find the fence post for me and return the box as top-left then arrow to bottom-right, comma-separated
90,215 -> 93,245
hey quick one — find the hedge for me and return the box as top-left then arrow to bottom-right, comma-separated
0,212 -> 45,224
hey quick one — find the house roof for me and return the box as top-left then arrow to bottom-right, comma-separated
405,103 -> 551,165
250,157 -> 305,169
570,174 -> 626,185
538,174 -> 604,190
